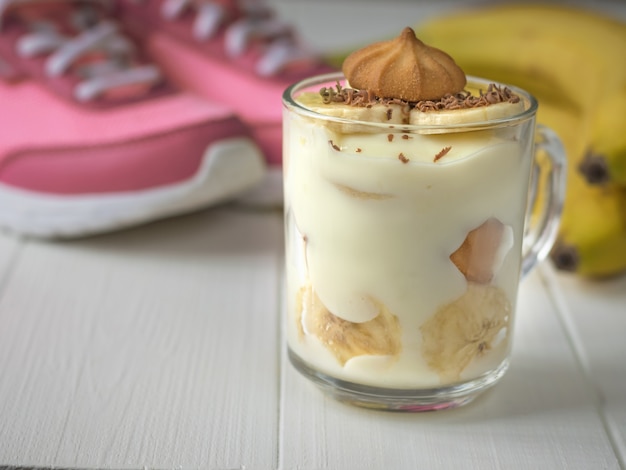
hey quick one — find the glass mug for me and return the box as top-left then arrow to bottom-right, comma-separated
282,72 -> 566,411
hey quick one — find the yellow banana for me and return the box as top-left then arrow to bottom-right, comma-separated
535,102 -> 626,278
415,3 -> 626,57
414,3 -> 626,112
414,3 -> 626,71
550,176 -> 626,278
407,33 -> 595,112
578,89 -> 626,186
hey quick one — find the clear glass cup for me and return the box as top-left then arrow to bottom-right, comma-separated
282,72 -> 566,411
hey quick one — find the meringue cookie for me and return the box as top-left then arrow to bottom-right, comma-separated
342,27 -> 466,101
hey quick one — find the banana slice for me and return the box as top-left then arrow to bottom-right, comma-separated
298,91 -> 407,124
297,283 -> 402,366
410,101 -> 525,126
420,283 -> 511,382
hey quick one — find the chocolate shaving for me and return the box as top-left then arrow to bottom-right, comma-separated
434,146 -> 452,162
387,134 -> 394,142
398,153 -> 409,163
320,81 -> 520,112
329,140 -> 340,151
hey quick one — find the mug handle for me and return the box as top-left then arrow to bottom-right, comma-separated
521,125 -> 567,278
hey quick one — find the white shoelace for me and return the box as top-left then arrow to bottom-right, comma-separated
160,0 -> 316,77
0,0 -> 161,102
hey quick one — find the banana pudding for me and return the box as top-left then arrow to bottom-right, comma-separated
283,28 -> 536,392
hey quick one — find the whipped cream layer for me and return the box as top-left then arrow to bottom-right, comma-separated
284,90 -> 533,388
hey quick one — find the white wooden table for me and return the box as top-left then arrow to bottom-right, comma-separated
2,1 -> 625,469
1,203 -> 624,469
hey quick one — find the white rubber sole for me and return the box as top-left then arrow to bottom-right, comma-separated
0,137 -> 266,239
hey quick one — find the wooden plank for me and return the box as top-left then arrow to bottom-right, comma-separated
540,265 -> 626,468
279,268 -> 620,470
0,208 -> 284,469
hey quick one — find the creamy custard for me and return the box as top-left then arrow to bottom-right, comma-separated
284,91 -> 534,388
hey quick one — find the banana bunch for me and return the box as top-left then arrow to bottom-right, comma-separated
414,3 -> 626,278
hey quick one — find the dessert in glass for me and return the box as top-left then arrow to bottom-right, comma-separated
282,28 -> 566,411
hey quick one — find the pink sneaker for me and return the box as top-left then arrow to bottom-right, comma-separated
0,0 -> 266,238
116,0 -> 335,167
